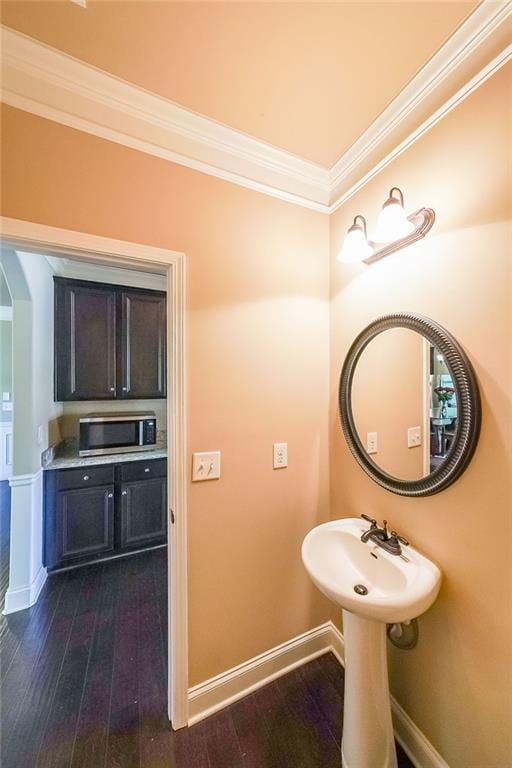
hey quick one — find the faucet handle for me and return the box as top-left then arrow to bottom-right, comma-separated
361,514 -> 377,527
390,531 -> 409,546
382,519 -> 389,539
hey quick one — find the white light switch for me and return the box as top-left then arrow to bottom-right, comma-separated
2,392 -> 10,402
367,432 -> 378,455
192,451 -> 221,481
273,442 -> 288,469
407,426 -> 422,448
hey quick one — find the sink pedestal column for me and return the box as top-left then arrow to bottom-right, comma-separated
341,610 -> 397,768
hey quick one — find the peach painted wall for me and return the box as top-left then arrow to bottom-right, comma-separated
0,104 -> 332,685
330,63 -> 512,767
351,327 -> 425,481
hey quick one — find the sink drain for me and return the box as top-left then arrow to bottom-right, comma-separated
353,584 -> 368,595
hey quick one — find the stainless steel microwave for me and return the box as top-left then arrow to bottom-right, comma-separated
79,412 -> 157,457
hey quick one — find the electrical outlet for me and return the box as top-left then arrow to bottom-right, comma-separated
273,442 -> 288,469
192,451 -> 221,481
407,426 -> 422,448
367,432 -> 378,455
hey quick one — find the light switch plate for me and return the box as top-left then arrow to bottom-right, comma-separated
192,451 -> 221,481
2,402 -> 12,412
273,442 -> 288,469
2,392 -> 10,402
367,432 -> 378,455
407,426 -> 422,448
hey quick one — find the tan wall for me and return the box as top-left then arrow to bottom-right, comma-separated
330,63 -> 512,767
0,104 -> 332,684
351,327 -> 425,480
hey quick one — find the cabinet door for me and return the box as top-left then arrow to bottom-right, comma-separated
55,278 -> 117,401
120,477 -> 167,549
56,485 -> 115,564
120,289 -> 166,399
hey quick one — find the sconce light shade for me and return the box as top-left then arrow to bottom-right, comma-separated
337,215 -> 373,263
374,187 -> 415,243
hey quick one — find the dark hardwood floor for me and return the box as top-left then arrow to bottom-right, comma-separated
1,547 -> 413,768
0,479 -> 11,611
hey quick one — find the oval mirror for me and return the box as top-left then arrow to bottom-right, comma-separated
339,313 -> 481,496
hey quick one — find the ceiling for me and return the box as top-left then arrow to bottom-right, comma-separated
1,1 -> 478,167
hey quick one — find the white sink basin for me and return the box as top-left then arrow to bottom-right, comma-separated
302,517 -> 441,624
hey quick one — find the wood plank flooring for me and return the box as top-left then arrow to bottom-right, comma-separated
1,547 -> 413,768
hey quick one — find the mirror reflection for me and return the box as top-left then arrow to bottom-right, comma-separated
351,328 -> 458,481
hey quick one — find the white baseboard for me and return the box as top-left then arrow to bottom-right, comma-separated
3,564 -> 47,614
188,620 -> 449,768
188,622 -> 334,725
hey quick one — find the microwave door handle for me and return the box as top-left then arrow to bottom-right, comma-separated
139,421 -> 144,446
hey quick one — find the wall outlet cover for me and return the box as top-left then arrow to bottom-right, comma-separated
367,432 -> 378,455
273,442 -> 288,469
407,426 -> 422,448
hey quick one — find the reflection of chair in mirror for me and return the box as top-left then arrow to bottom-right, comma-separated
443,418 -> 457,453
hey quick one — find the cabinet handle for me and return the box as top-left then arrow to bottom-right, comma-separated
107,493 -> 113,499
144,467 -> 150,473
83,475 -> 89,481
109,387 -> 115,392
122,386 -> 128,392
122,490 -> 127,496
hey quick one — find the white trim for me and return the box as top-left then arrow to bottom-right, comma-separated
0,306 -> 13,320
329,44 -> 512,212
8,468 -> 41,487
329,0 -> 512,201
188,622 -> 335,725
3,564 -> 47,615
1,2 -> 511,210
0,216 -> 189,729
0,26 -> 329,211
44,255 -> 167,291
189,620 -> 449,768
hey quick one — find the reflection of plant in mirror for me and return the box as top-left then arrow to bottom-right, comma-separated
434,386 -> 455,404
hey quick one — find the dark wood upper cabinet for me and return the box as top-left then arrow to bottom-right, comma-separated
55,279 -> 117,400
54,278 -> 166,401
120,289 -> 166,399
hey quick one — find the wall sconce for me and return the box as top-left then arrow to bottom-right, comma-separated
337,187 -> 435,265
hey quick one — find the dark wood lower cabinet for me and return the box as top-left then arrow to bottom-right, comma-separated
120,477 -> 167,548
44,458 -> 167,571
57,485 -> 115,563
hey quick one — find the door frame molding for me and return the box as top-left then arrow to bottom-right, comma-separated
0,216 -> 189,728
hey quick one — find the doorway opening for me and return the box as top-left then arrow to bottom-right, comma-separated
0,220 -> 188,754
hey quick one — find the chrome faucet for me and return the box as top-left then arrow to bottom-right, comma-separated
360,514 -> 409,556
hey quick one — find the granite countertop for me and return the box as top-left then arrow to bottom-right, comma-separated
43,440 -> 167,471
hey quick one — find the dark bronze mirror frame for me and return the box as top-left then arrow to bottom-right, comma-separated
339,313 -> 481,497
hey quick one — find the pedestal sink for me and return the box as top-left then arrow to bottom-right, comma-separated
302,518 -> 441,768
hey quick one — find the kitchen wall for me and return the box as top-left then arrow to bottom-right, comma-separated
330,62 -> 511,767
0,105 -> 332,684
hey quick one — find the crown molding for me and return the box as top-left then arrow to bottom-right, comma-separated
329,0 -> 512,205
330,42 -> 512,213
0,26 -> 330,213
1,0 -> 511,213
